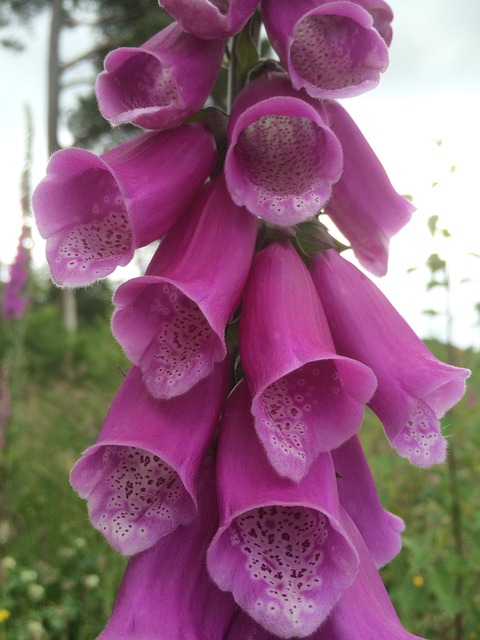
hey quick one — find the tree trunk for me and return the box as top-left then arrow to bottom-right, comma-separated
47,0 -> 78,334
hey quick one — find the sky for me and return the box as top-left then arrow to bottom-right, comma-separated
1,0 -> 479,347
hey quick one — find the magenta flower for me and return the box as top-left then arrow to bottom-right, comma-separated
225,72 -> 343,227
70,360 -> 228,556
98,459 -> 236,639
2,225 -> 30,321
323,100 -> 415,276
159,0 -> 260,39
207,380 -> 359,639
96,22 -> 226,130
239,241 -> 376,482
311,249 -> 470,467
332,435 -> 404,568
32,123 -> 216,286
224,508 -> 425,639
112,173 -> 257,400
262,0 -> 389,100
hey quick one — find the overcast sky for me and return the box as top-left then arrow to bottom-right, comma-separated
1,0 -> 479,346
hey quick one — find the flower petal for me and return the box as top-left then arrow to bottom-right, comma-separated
96,23 -> 225,130
311,249 -> 470,466
240,241 -> 377,482
32,123 -> 216,286
207,380 -> 359,639
225,72 -> 343,226
112,174 -> 257,400
98,459 -> 236,639
322,101 -> 415,276
159,0 -> 260,39
263,0 -> 389,99
70,360 -> 228,555
332,435 -> 404,567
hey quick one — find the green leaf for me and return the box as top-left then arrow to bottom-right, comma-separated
427,215 -> 439,236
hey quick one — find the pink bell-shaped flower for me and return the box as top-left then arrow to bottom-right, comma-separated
262,0 -> 389,99
111,173 -> 257,401
225,72 -> 343,227
239,240 -> 377,482
70,360 -> 229,556
207,380 -> 359,639
32,123 -> 216,286
322,100 -> 415,276
311,249 -> 470,467
96,22 -> 226,130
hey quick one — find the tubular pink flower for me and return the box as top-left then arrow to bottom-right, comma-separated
112,173 -> 257,400
225,72 -> 343,227
332,435 -> 404,568
98,460 -> 236,639
311,249 -> 470,467
207,380 -> 359,639
239,241 -> 376,482
159,0 -> 260,39
70,360 -> 228,556
262,0 -> 389,100
96,22 -> 226,130
32,123 -> 216,286
224,509 -> 425,640
322,100 -> 415,276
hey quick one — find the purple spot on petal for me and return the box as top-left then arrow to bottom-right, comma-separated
87,445 -> 192,555
237,115 -> 326,202
141,282 -> 217,398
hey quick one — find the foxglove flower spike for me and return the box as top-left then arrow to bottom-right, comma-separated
70,360 -> 229,555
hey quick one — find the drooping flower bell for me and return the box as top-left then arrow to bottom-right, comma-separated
224,71 -> 343,227
261,0 -> 390,99
111,173 -> 257,400
70,360 -> 229,556
32,123 -> 216,286
98,459 -> 236,639
331,434 -> 404,568
322,100 -> 415,276
239,240 -> 377,482
96,22 -> 226,130
311,249 -> 470,466
159,0 -> 260,39
207,380 -> 359,639
223,507 -> 425,639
